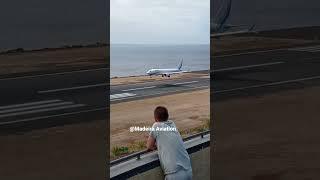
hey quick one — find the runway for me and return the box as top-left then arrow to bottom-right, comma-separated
0,67 -> 108,132
1,42 -> 320,131
213,44 -> 320,101
110,72 -> 209,103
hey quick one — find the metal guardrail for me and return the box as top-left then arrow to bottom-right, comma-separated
110,130 -> 210,166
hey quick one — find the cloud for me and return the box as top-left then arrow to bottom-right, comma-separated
111,0 -> 209,44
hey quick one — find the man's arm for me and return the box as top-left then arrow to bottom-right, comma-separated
146,135 -> 156,151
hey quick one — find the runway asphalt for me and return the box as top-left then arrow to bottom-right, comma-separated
110,72 -> 209,104
213,44 -> 320,101
0,68 -> 108,132
1,42 -> 320,131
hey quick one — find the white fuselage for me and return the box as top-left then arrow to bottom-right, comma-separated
146,68 -> 182,76
146,60 -> 184,77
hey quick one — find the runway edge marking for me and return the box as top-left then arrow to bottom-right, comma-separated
216,75 -> 320,94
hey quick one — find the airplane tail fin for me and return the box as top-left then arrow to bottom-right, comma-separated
215,0 -> 232,32
178,59 -> 183,70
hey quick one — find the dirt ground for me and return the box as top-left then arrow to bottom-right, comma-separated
0,46 -> 107,76
213,86 -> 320,179
0,120 -> 107,180
110,89 -> 210,148
111,71 -> 209,85
211,36 -> 313,54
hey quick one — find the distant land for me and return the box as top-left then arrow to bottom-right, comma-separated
0,43 -> 109,55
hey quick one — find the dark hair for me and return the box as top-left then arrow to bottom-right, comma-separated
154,106 -> 169,122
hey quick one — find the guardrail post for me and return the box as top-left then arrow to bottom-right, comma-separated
137,153 -> 141,160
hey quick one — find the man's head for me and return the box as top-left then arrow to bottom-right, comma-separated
154,106 -> 169,122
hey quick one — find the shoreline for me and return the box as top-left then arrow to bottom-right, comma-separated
0,43 -> 108,55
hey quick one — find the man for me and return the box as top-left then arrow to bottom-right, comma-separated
147,106 -> 192,180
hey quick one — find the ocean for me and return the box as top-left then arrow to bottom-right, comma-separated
110,44 -> 210,77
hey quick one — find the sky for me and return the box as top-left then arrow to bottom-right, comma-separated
1,0 -> 320,50
0,0 -> 107,51
212,0 -> 320,31
110,0 -> 210,45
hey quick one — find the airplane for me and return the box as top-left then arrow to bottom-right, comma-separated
146,60 -> 186,77
211,0 -> 256,38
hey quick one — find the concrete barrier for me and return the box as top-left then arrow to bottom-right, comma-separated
129,147 -> 210,180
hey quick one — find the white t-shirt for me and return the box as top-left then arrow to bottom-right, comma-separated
149,120 -> 192,175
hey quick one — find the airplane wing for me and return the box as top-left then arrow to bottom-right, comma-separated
211,25 -> 256,38
160,71 -> 187,77
163,72 -> 182,75
170,71 -> 187,74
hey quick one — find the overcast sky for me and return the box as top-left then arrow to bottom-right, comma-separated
111,0 -> 210,44
212,0 -> 320,30
0,0 -> 107,50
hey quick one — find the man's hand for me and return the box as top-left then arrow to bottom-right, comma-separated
146,135 -> 156,151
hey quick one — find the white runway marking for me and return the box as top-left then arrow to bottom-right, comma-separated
111,86 -> 209,102
214,61 -> 284,72
216,75 -> 320,94
0,107 -> 106,126
215,49 -> 285,58
110,93 -> 136,100
38,83 -> 107,93
0,100 -> 85,118
0,99 -> 61,110
0,102 -> 73,114
288,45 -> 320,52
173,81 -> 199,85
122,86 -> 156,92
0,68 -> 107,81
214,44 -> 320,58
